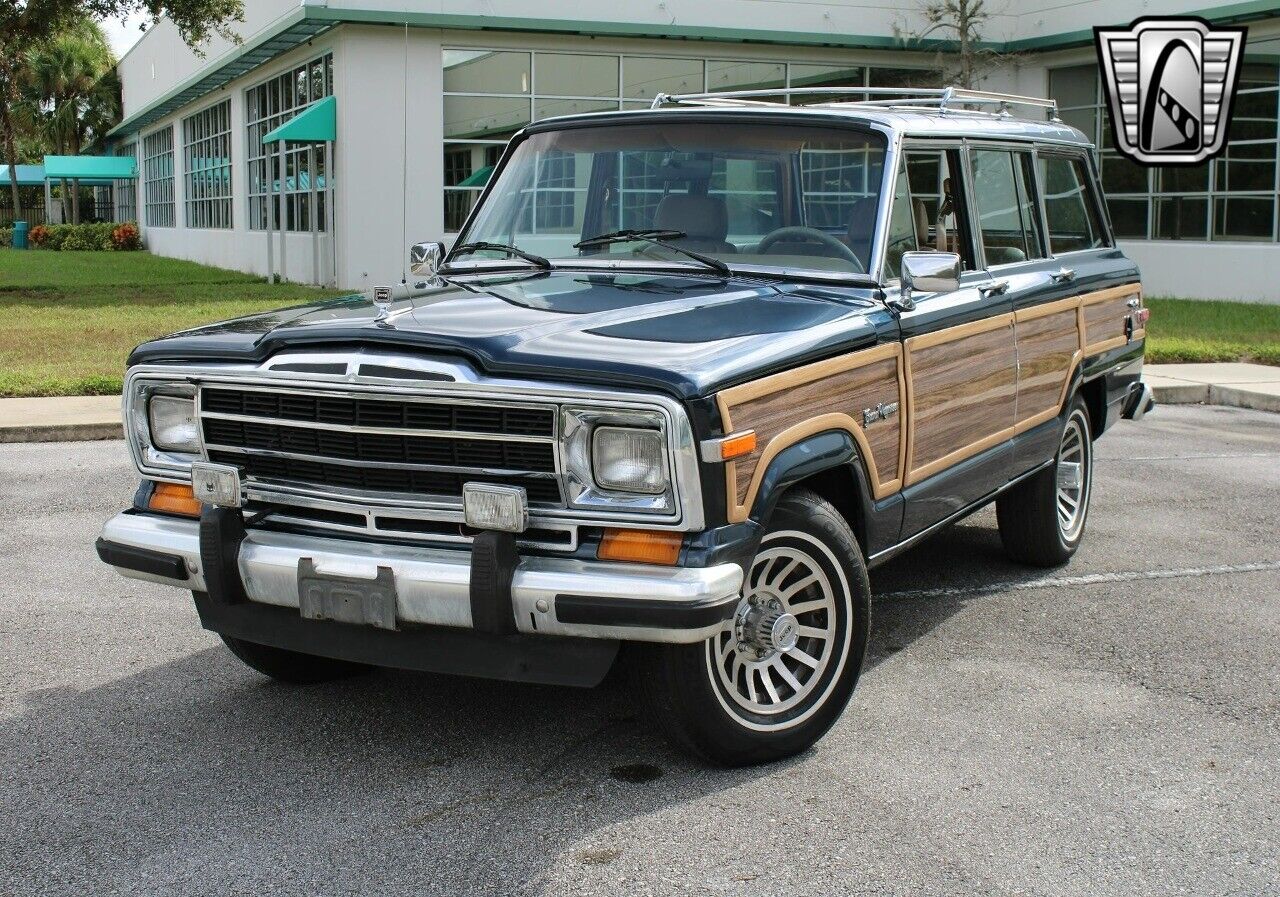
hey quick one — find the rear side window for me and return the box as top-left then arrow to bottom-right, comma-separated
970,149 -> 1044,267
1039,155 -> 1107,253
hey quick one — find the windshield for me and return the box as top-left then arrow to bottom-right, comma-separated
455,119 -> 888,277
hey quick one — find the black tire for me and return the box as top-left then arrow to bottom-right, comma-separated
220,635 -> 372,684
635,488 -> 871,766
997,396 -> 1094,567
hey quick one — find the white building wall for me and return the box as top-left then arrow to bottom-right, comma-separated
117,0 -> 300,117
134,33 -> 342,285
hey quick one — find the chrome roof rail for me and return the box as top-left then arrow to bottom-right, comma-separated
650,86 -> 1061,122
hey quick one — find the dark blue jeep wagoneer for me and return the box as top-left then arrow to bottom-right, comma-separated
97,87 -> 1153,765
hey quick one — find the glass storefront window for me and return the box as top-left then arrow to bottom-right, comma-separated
623,57 -> 705,100
536,54 -> 619,97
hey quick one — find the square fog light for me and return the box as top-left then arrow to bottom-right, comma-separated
190,462 -> 242,508
463,483 -> 528,533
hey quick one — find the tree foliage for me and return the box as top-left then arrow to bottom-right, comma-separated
1,0 -> 244,218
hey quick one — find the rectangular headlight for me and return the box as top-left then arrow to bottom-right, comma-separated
148,395 -> 200,453
592,426 -> 667,494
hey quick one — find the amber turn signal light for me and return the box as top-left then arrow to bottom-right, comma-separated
598,528 -> 683,565
148,482 -> 202,517
720,430 -> 757,460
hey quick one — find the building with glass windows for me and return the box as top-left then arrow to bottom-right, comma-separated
106,0 -> 1280,301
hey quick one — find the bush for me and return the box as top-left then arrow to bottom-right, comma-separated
111,222 -> 141,251
24,221 -> 142,251
0,227 -> 11,247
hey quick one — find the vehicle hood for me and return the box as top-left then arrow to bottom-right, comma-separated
127,270 -> 890,399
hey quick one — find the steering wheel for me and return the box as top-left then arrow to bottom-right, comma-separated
756,226 -> 865,273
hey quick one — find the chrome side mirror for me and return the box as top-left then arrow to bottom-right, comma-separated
895,251 -> 962,311
409,241 -> 446,276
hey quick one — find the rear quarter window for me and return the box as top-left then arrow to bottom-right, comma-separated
1039,155 -> 1109,254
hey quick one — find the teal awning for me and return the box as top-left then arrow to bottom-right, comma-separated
43,154 -> 137,180
457,164 -> 493,188
262,95 -> 336,144
0,164 -> 47,186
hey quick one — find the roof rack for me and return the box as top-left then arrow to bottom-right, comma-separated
650,86 -> 1061,122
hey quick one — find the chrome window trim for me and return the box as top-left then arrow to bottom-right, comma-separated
123,351 -> 705,532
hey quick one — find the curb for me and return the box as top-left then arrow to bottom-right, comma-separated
1148,383 -> 1209,405
0,422 -> 125,443
1148,382 -> 1280,413
1210,384 -> 1280,414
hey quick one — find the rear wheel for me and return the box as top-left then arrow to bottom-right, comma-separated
220,635 -> 371,684
636,489 -> 871,766
997,397 -> 1093,567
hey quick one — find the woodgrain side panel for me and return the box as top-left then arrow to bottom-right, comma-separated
717,343 -> 904,522
731,357 -> 901,501
1083,284 -> 1142,353
905,316 -> 1017,479
1014,307 -> 1081,425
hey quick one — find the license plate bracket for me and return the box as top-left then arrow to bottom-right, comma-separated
297,558 -> 398,630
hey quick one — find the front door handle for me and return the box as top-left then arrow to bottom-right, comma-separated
979,279 -> 1010,298
1051,267 -> 1076,283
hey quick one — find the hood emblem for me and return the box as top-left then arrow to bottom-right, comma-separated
372,286 -> 394,324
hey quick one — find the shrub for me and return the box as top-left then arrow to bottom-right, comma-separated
61,231 -> 96,251
111,222 -> 141,251
24,221 -> 142,251
0,227 -> 11,247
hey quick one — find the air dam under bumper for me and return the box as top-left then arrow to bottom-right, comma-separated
98,511 -> 744,644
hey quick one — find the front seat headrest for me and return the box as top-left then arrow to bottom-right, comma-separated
653,194 -> 729,242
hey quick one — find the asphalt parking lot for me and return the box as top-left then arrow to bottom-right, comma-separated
1,404 -> 1277,896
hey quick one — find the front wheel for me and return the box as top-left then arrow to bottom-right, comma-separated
636,489 -> 871,766
997,396 -> 1094,567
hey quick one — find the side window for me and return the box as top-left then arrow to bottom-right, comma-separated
883,147 -> 973,280
970,148 -> 1043,267
1039,155 -> 1107,254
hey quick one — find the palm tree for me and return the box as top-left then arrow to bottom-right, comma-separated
24,19 -> 117,223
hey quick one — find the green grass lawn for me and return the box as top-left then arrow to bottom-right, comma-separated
1,250 -> 1277,398
1145,297 -> 1280,367
0,250 -> 350,397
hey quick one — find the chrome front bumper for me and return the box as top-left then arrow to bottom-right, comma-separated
98,512 -> 743,644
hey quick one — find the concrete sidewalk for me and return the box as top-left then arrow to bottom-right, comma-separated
0,362 -> 1276,443
0,395 -> 123,443
1143,363 -> 1280,413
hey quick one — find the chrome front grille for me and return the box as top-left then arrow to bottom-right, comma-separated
198,385 -> 563,507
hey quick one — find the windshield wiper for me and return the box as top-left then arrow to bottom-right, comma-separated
574,229 -> 730,278
448,241 -> 551,270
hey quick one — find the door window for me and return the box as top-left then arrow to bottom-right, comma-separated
971,149 -> 1043,267
1039,154 -> 1107,253
882,148 -> 971,280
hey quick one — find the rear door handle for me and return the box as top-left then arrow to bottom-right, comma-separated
1051,267 -> 1076,283
979,279 -> 1010,298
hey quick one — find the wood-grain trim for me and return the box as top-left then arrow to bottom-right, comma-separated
717,342 -> 904,523
1082,283 -> 1142,355
713,281 -> 1141,521
903,313 -> 1016,485
1013,296 -> 1083,427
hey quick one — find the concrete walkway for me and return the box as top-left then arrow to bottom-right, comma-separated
0,363 -> 1276,443
0,395 -> 123,442
1143,363 -> 1280,413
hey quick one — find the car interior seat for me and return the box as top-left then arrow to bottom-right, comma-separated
652,194 -> 737,254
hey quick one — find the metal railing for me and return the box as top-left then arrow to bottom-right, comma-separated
650,86 -> 1061,122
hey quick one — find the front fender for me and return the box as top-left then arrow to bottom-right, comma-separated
747,430 -> 860,527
